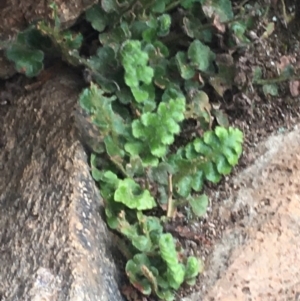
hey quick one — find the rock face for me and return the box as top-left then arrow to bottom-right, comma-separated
184,126 -> 300,301
0,0 -> 96,40
0,68 -> 125,301
0,0 -> 97,79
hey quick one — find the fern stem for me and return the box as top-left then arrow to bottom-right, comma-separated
110,156 -> 130,178
166,173 -> 174,218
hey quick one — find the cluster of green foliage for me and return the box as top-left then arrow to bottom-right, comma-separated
4,0 -> 250,300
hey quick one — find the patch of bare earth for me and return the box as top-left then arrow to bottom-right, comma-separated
186,125 -> 300,301
179,2 -> 300,300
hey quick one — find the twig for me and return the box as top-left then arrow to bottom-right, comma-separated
166,173 -> 174,218
254,75 -> 300,85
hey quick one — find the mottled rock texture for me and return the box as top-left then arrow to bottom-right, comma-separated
0,0 -> 96,39
0,0 -> 97,79
0,68 -> 125,301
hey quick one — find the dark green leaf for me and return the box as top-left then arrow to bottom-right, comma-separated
78,83 -> 127,138
175,51 -> 195,80
188,40 -> 215,72
202,161 -> 221,183
189,194 -> 208,216
6,44 -> 44,77
86,4 -> 108,32
202,0 -> 234,22
183,15 -> 212,42
157,14 -> 171,37
61,31 -> 83,49
99,24 -> 131,52
104,135 -> 125,158
101,0 -> 118,12
212,109 -> 229,127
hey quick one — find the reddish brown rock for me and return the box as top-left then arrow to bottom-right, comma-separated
184,127 -> 300,301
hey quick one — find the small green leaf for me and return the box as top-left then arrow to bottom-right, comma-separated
185,256 -> 201,279
175,51 -> 195,79
131,235 -> 152,252
60,31 -> 83,49
191,170 -> 204,191
114,178 -> 156,210
183,15 -> 212,42
151,0 -> 167,13
157,14 -> 171,37
189,194 -> 208,216
78,83 -> 127,138
159,234 -> 185,289
203,131 -> 220,149
121,40 -> 154,89
153,41 -> 169,57
131,87 -> 149,103
148,162 -> 174,185
91,166 -> 103,182
215,154 -> 232,174
263,84 -> 278,96
101,0 -> 118,12
230,21 -> 250,43
127,94 -> 185,162
125,140 -> 144,156
188,39 -> 215,72
104,135 -> 125,158
126,156 -> 144,177
99,23 -> 131,52
101,170 -> 120,186
202,0 -> 234,22
105,208 -> 119,229
202,161 -> 221,183
116,85 -> 134,104
86,4 -> 108,32
177,176 -> 193,197
253,67 -> 262,82
212,109 -> 229,127
154,61 -> 170,89
193,139 -> 213,156
215,126 -> 243,160
142,28 -> 157,43
126,256 -> 152,295
88,45 -> 118,74
131,21 -> 149,39
90,154 -> 103,182
6,44 -> 44,77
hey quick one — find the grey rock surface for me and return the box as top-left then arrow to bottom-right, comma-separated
0,68 -> 125,301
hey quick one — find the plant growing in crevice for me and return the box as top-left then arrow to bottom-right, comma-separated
3,0 -> 249,299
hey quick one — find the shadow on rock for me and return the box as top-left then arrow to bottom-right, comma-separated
0,67 -> 125,301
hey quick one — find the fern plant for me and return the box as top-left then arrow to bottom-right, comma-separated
3,0 -> 250,299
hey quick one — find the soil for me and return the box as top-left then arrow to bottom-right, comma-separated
177,1 -> 300,300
